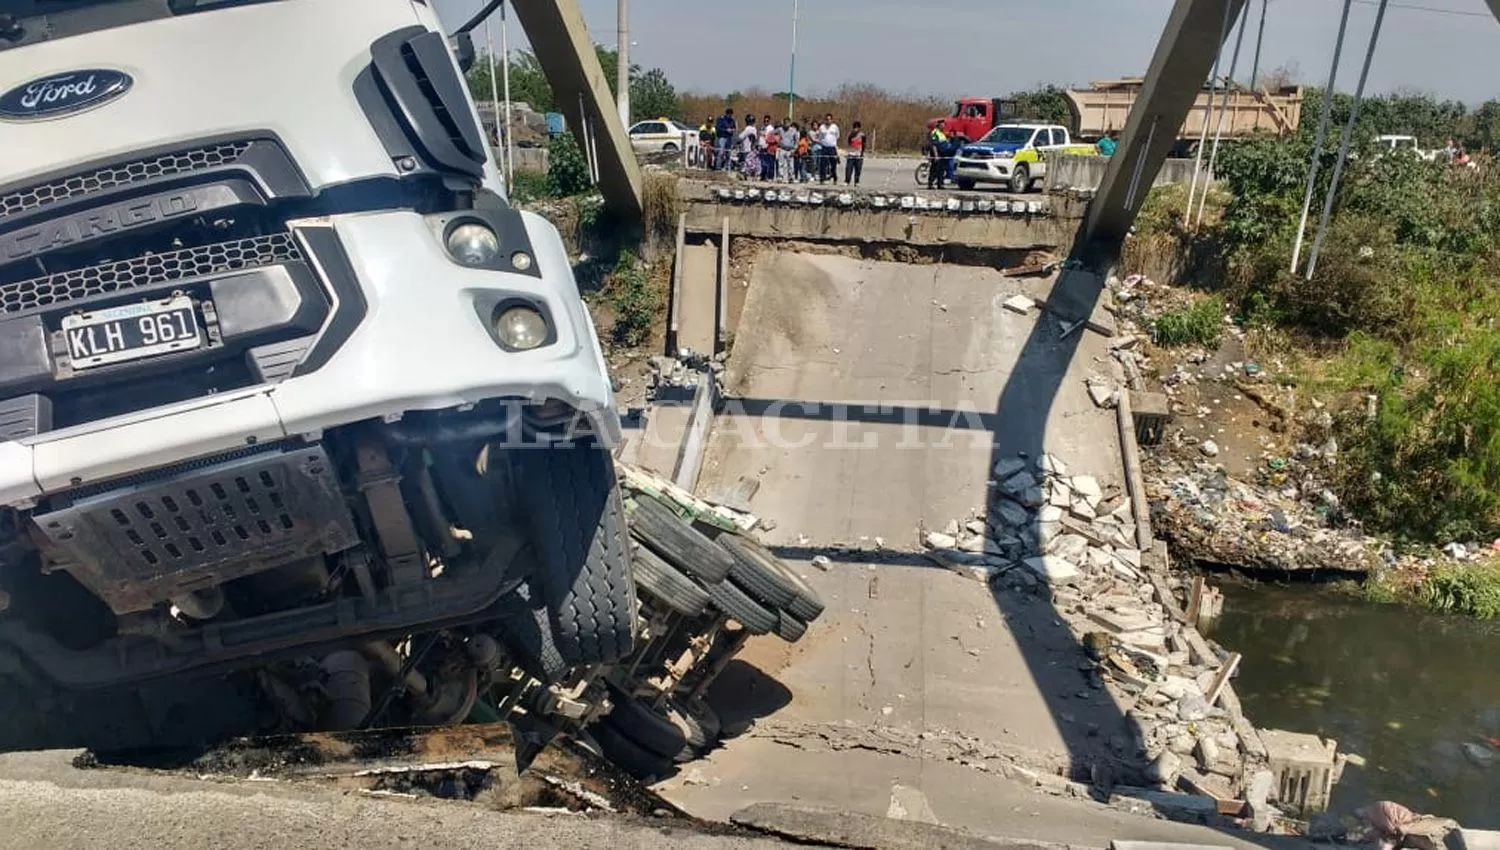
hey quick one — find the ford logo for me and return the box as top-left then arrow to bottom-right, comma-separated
0,69 -> 132,121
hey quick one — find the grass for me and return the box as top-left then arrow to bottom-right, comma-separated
1422,562 -> 1500,619
596,251 -> 663,348
1152,296 -> 1224,348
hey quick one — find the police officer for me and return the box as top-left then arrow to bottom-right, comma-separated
927,120 -> 949,190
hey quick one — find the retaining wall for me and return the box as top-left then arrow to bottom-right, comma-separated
1045,154 -> 1211,192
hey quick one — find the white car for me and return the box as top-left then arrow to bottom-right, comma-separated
628,118 -> 697,153
953,123 -> 1096,193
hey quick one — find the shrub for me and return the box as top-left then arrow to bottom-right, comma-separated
547,133 -> 592,197
600,251 -> 662,347
1423,562 -> 1500,619
1152,297 -> 1224,348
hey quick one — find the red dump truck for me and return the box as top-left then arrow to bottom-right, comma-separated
927,80 -> 1305,153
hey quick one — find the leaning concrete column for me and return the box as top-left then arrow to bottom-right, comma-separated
1081,0 -> 1247,260
511,0 -> 644,223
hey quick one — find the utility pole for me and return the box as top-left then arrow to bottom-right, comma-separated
616,0 -> 630,127
1249,0 -> 1268,90
787,0 -> 799,121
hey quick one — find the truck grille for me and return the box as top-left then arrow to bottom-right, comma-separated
33,444 -> 359,615
0,142 -> 254,222
0,233 -> 300,315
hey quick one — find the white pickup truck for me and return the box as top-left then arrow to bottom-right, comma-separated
952,123 -> 1098,193
1373,134 -> 1439,162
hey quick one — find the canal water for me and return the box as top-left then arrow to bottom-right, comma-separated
1207,580 -> 1500,827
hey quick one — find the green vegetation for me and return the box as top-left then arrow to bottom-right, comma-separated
1130,90 -> 1500,545
1152,296 -> 1224,348
597,251 -> 662,347
546,132 -> 592,198
1423,562 -> 1500,619
466,47 -> 680,124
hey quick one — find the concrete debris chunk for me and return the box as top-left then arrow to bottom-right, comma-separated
924,531 -> 957,550
1070,475 -> 1103,501
965,519 -> 988,536
1022,555 -> 1079,584
1015,486 -> 1045,508
996,500 -> 1030,528
1177,692 -> 1211,722
1070,499 -> 1097,521
941,519 -> 961,537
1037,453 -> 1068,476
1200,439 -> 1220,457
993,457 -> 1029,480
1047,533 -> 1090,563
1004,294 -> 1036,314
1002,470 -> 1038,495
1037,505 -> 1065,523
1088,381 -> 1118,408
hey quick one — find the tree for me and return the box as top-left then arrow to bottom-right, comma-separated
466,46 -> 680,123
1008,85 -> 1072,127
631,68 -> 680,122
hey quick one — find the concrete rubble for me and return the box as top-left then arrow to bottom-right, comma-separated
919,452 -> 1297,832
648,350 -> 729,399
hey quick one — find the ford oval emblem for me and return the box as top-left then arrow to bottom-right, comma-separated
0,69 -> 133,121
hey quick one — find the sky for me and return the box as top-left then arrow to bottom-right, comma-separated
431,0 -> 1500,106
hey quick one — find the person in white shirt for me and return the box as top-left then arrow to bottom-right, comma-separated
817,114 -> 840,183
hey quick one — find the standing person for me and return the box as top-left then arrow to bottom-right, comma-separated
819,114 -> 840,183
1096,130 -> 1117,157
794,124 -> 811,182
759,115 -> 777,181
779,121 -> 798,182
845,121 -> 866,185
737,114 -> 760,179
698,117 -> 715,169
926,120 -> 949,189
714,108 -> 736,171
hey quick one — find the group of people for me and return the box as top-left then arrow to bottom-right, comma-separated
699,109 -> 867,185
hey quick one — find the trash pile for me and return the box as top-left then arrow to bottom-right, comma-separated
1146,455 -> 1384,575
920,453 -> 1288,830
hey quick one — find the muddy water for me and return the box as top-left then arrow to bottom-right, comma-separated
1207,580 -> 1500,827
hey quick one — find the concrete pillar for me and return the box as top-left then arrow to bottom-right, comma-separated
1081,0 -> 1247,261
511,0 -> 644,223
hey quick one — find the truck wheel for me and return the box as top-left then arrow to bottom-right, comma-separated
718,535 -> 797,610
720,535 -> 825,623
589,720 -> 673,780
956,178 -> 975,191
628,496 -> 733,584
680,698 -> 722,747
605,688 -> 693,762
492,580 -> 571,683
705,576 -> 777,635
511,441 -> 637,666
1010,165 -> 1030,195
774,611 -> 808,643
632,544 -> 711,617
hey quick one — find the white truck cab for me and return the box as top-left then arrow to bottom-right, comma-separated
953,122 -> 1096,193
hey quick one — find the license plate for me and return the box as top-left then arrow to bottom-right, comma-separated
62,296 -> 203,370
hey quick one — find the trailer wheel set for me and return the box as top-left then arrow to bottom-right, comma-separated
525,465 -> 825,781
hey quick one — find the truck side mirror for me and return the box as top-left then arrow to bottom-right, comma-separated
450,32 -> 476,73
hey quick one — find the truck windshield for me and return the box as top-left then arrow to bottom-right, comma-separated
980,126 -> 1034,145
0,0 -> 283,49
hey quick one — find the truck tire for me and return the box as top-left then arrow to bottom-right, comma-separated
632,544 -> 711,617
589,720 -> 673,781
774,610 -> 808,643
493,581 -> 571,683
628,495 -> 733,584
1010,164 -> 1030,195
721,535 -> 825,623
512,442 -> 637,666
605,688 -> 693,762
718,535 -> 797,610
705,576 -> 777,635
680,698 -> 722,748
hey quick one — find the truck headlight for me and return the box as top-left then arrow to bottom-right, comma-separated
447,222 -> 501,266
494,305 -> 548,350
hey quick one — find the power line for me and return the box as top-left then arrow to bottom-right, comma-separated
1341,0 -> 1491,18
